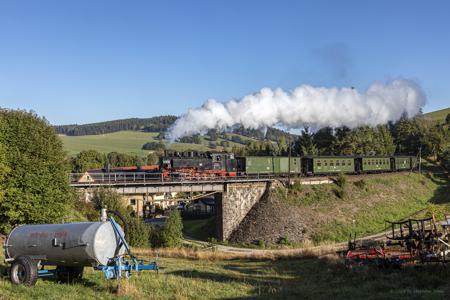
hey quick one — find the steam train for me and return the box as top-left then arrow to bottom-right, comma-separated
100,151 -> 417,178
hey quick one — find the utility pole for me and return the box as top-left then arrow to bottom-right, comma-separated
418,145 -> 422,174
287,134 -> 292,187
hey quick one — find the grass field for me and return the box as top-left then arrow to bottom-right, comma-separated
60,131 -> 157,156
60,130 -> 246,156
423,107 -> 450,123
1,249 -> 450,299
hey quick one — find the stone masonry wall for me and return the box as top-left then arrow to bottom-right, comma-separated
217,182 -> 268,240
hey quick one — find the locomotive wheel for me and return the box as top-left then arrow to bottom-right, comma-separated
9,256 -> 38,286
56,266 -> 84,283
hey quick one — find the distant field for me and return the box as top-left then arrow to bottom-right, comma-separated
423,107 -> 450,123
60,131 -> 156,156
60,130 -> 246,156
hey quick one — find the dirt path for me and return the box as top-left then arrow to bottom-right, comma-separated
183,226 -> 401,256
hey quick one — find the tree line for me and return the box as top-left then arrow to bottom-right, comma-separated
54,115 -> 177,136
232,115 -> 449,161
70,150 -> 165,172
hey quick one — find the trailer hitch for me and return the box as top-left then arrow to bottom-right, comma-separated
98,215 -> 159,280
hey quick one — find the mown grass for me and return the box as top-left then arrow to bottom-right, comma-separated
60,131 -> 157,155
60,130 -> 246,156
1,250 -> 450,299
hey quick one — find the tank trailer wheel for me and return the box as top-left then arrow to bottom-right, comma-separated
9,256 -> 38,286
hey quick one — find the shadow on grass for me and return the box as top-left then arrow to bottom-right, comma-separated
424,171 -> 450,205
168,256 -> 450,299
0,262 -> 109,293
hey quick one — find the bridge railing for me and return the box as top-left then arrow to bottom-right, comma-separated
69,172 -> 278,185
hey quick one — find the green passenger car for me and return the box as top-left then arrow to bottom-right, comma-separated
273,157 -> 301,174
302,156 -> 355,175
360,156 -> 391,172
395,156 -> 413,170
236,156 -> 302,175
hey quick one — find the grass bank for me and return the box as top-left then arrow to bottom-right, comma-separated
280,171 -> 450,243
2,250 -> 450,299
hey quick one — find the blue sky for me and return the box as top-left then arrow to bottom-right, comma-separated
0,0 -> 449,125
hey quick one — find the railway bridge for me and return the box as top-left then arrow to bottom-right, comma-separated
69,173 -> 332,240
70,173 -> 279,240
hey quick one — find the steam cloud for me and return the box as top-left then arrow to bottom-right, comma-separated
167,79 -> 426,141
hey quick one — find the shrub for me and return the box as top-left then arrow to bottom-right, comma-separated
291,181 -> 302,192
127,216 -> 150,247
336,173 -> 347,189
0,109 -> 73,234
278,236 -> 291,246
438,147 -> 450,170
149,226 -> 165,247
257,239 -> 266,249
163,210 -> 183,247
90,188 -> 150,247
70,149 -> 106,172
142,141 -> 165,151
425,204 -> 446,221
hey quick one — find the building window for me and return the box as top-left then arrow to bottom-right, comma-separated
130,199 -> 136,206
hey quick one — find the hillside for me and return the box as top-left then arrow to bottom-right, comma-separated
423,107 -> 450,123
230,169 -> 449,245
60,130 -> 250,156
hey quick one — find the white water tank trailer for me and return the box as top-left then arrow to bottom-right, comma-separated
2,209 -> 158,286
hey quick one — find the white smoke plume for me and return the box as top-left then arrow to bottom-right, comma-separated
167,79 -> 426,141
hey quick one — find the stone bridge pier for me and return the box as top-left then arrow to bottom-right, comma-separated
215,182 -> 270,241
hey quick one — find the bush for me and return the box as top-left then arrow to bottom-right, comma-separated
291,181 -> 302,192
278,236 -> 291,246
90,188 -> 150,247
257,239 -> 266,249
163,210 -> 183,247
127,216 -> 150,247
142,141 -> 165,151
425,204 -> 446,221
149,226 -> 165,247
336,173 -> 347,189
0,109 -> 73,234
70,149 -> 106,172
438,147 -> 450,170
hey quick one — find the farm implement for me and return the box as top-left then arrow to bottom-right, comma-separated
342,215 -> 450,267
